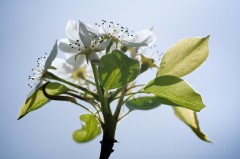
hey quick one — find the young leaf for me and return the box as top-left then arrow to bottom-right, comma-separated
143,76 -> 205,112
18,82 -> 69,120
73,114 -> 102,143
98,50 -> 140,90
173,107 -> 211,142
157,36 -> 209,77
126,96 -> 161,110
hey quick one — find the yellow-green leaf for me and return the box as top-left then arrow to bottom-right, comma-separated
18,82 -> 69,120
157,36 -> 209,77
73,114 -> 101,143
143,76 -> 205,112
99,50 -> 140,91
126,96 -> 161,111
173,107 -> 211,142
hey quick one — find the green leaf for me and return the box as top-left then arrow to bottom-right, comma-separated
157,36 -> 209,77
126,96 -> 161,110
143,76 -> 205,112
18,82 -> 69,120
99,50 -> 140,90
73,114 -> 102,143
173,107 -> 211,142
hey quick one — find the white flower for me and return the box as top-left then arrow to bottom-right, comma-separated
28,41 -> 58,96
51,53 -> 91,86
59,20 -> 111,64
90,20 -> 156,48
128,45 -> 162,74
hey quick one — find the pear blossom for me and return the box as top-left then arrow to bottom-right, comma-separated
51,53 -> 91,86
27,41 -> 58,96
59,20 -> 111,64
88,20 -> 156,48
128,46 -> 162,73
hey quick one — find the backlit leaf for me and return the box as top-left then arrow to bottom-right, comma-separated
99,50 -> 140,90
143,76 -> 205,112
73,114 -> 101,143
126,96 -> 161,110
157,36 -> 209,77
18,82 -> 69,119
173,107 -> 211,142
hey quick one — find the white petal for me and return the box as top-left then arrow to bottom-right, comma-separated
85,24 -> 101,38
66,20 -> 80,41
120,40 -> 144,47
79,21 -> 91,47
96,39 -> 111,51
122,30 -> 156,47
133,30 -> 156,44
49,68 -> 71,80
64,52 -> 73,59
58,39 -> 79,53
44,40 -> 58,70
52,58 -> 72,73
66,54 -> 86,71
89,52 -> 102,65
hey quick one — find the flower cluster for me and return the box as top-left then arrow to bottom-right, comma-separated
28,20 -> 158,92
21,20 -> 210,158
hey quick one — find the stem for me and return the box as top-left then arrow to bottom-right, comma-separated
65,92 -> 99,111
47,71 -> 98,100
74,102 -> 102,124
113,91 -> 142,100
90,63 -> 118,159
113,86 -> 128,120
99,119 -> 117,159
90,63 -> 111,117
41,82 -> 100,121
83,77 -> 96,86
118,110 -> 132,121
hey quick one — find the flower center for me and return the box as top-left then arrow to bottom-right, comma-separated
95,20 -> 134,41
28,54 -> 48,88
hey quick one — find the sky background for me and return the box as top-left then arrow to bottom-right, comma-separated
1,0 -> 240,159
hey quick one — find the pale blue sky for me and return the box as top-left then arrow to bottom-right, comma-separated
1,0 -> 240,159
